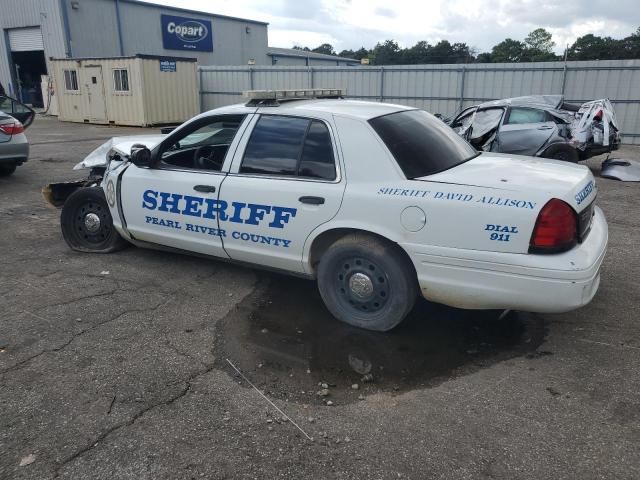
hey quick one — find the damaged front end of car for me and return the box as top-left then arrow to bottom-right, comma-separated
42,134 -> 164,208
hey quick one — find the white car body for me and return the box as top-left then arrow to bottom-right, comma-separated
79,99 -> 607,315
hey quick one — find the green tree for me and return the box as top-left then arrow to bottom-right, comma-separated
621,27 -> 640,58
311,43 -> 336,56
523,28 -> 557,61
370,40 -> 402,65
491,38 -> 525,62
403,41 -> 431,64
338,47 -> 369,60
475,52 -> 492,63
568,34 -> 620,60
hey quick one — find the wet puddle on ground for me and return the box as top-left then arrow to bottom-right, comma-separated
215,274 -> 547,405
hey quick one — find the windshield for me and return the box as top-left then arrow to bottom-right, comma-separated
369,109 -> 478,178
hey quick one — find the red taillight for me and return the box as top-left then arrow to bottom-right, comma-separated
0,121 -> 25,135
529,199 -> 577,253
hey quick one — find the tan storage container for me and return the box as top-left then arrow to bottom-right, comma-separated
51,55 -> 198,126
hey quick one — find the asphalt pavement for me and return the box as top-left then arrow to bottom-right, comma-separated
1,115 -> 639,479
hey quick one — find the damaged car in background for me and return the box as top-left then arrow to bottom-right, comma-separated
447,95 -> 620,162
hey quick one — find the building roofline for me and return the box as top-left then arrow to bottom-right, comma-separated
119,0 -> 269,26
50,54 -> 198,62
267,47 -> 358,63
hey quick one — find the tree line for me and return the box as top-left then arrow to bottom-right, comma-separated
293,27 -> 640,64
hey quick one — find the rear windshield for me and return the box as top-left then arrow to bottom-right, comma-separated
369,109 -> 478,178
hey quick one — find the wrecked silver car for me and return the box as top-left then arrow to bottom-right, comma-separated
447,95 -> 620,162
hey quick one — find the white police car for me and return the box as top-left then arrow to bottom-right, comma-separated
50,89 -> 608,331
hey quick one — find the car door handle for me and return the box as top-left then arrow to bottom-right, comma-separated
537,125 -> 553,130
299,196 -> 325,205
193,185 -> 216,193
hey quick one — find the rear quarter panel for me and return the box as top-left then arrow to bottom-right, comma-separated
303,115 -> 551,267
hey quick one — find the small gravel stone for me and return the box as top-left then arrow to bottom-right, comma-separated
19,454 -> 36,467
351,383 -> 359,390
316,389 -> 330,397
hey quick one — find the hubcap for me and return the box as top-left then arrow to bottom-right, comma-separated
72,200 -> 112,245
84,213 -> 101,233
349,273 -> 374,299
337,257 -> 390,313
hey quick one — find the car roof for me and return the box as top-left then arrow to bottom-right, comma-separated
476,95 -> 565,111
207,99 -> 414,121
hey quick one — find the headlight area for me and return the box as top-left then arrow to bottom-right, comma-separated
42,164 -> 111,209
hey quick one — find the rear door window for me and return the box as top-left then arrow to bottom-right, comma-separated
369,109 -> 478,178
505,108 -> 549,124
298,120 -> 336,180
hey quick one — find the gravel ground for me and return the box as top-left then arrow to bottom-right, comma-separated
1,115 -> 639,479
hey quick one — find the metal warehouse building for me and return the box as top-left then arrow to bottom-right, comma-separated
0,0 -> 355,108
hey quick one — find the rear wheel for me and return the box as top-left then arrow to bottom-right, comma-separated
541,144 -> 579,163
317,234 -> 417,332
60,187 -> 128,253
0,163 -> 17,177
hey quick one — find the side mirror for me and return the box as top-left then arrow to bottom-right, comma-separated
130,144 -> 152,167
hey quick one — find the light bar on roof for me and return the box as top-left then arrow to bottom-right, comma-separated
243,88 -> 346,100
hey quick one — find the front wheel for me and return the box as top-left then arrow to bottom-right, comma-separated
60,187 -> 128,253
317,234 -> 417,332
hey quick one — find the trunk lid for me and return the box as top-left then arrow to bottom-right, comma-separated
417,152 -> 596,212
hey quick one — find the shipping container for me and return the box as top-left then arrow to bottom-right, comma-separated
50,54 -> 198,126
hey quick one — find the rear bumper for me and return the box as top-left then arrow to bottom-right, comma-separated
0,138 -> 29,165
403,207 -> 608,313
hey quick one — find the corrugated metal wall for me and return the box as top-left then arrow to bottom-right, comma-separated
0,0 -> 67,96
140,58 -> 198,125
200,60 -> 640,145
62,0 -> 270,66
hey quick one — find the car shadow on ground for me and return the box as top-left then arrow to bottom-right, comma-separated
214,273 -> 548,405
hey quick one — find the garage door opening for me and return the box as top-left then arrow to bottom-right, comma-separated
8,27 -> 47,107
11,50 -> 47,107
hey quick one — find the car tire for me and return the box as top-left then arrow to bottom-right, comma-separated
60,187 -> 128,253
317,234 -> 417,332
541,144 -> 579,163
0,163 -> 17,177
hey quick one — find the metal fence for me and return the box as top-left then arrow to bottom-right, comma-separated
199,59 -> 640,144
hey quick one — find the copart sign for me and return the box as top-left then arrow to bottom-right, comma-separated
161,14 -> 213,52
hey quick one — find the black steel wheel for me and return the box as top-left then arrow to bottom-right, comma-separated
60,187 -> 128,253
542,144 -> 579,163
336,256 -> 390,314
317,234 -> 417,332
